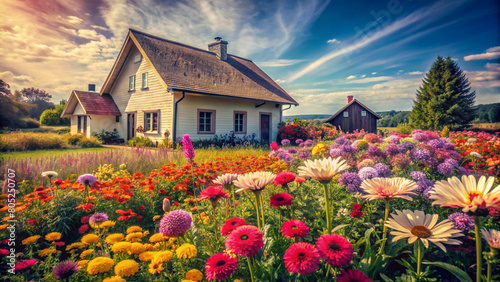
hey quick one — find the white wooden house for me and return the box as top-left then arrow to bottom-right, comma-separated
61,29 -> 298,143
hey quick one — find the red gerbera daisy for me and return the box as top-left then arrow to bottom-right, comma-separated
14,259 -> 37,272
284,242 -> 321,275
221,218 -> 248,236
281,219 -> 309,239
79,224 -> 89,234
28,219 -> 36,225
352,203 -> 362,210
316,234 -> 353,267
273,171 -> 296,185
270,193 -> 293,207
200,186 -> 229,208
336,269 -> 372,282
225,225 -> 263,257
205,252 -> 238,281
350,209 -> 364,218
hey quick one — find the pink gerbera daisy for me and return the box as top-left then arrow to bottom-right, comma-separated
270,193 -> 293,207
205,252 -> 238,281
284,242 -> 321,275
225,225 -> 263,257
281,220 -> 309,239
14,259 -> 37,272
273,171 -> 296,185
316,234 -> 353,267
200,186 -> 229,208
337,269 -> 372,282
221,218 -> 248,236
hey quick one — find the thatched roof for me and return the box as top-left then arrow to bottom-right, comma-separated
326,99 -> 381,122
102,29 -> 297,105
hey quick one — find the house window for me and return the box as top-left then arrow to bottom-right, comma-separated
361,111 -> 367,117
142,72 -> 148,88
77,116 -> 87,133
116,116 -> 120,122
343,111 -> 348,117
198,109 -> 216,134
134,54 -> 142,63
77,116 -> 81,132
144,112 -> 159,132
234,111 -> 247,134
129,75 -> 135,91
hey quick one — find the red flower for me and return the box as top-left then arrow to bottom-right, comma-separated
133,173 -> 144,179
270,142 -> 279,151
137,216 -> 143,220
225,225 -> 263,257
273,171 -> 296,185
28,219 -> 36,225
54,242 -> 65,247
159,189 -> 168,194
200,186 -> 229,200
81,216 -> 89,224
295,177 -> 305,183
350,209 -> 364,218
270,193 -> 293,207
139,205 -> 145,211
221,218 -> 247,236
174,202 -> 179,206
14,259 -> 37,272
52,179 -> 63,185
205,252 -> 238,281
79,224 -> 89,234
116,209 -> 137,221
284,242 -> 321,275
352,203 -> 362,210
281,219 -> 309,239
0,249 -> 9,256
316,234 -> 353,267
337,269 -> 372,282
34,186 -> 44,192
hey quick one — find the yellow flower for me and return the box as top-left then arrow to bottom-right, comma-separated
103,276 -> 126,282
139,251 -> 158,262
3,216 -> 12,221
181,280 -> 197,282
66,242 -> 86,251
143,243 -> 154,250
105,233 -> 125,245
45,232 -> 62,241
111,242 -> 132,253
153,243 -> 161,250
100,221 -> 116,228
176,243 -> 197,259
22,235 -> 41,245
80,249 -> 94,259
78,260 -> 89,267
185,269 -> 203,281
149,233 -> 169,243
81,234 -> 99,244
128,242 -> 146,255
126,232 -> 143,242
152,250 -> 173,263
126,226 -> 142,234
114,259 -> 139,277
234,280 -> 243,282
0,224 -> 9,231
143,230 -> 150,237
148,261 -> 164,274
87,257 -> 114,275
39,248 -> 56,257
153,215 -> 161,221
311,143 -> 327,155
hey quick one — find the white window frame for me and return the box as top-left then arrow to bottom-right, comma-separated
361,111 -> 367,117
144,111 -> 159,133
129,75 -> 135,91
142,72 -> 148,89
343,111 -> 348,117
234,111 -> 247,134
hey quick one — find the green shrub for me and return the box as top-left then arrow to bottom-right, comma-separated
56,128 -> 70,134
0,132 -> 66,151
127,136 -> 154,147
395,123 -> 413,135
77,136 -> 102,148
40,104 -> 70,126
64,133 -> 85,145
92,129 -> 121,144
23,118 -> 40,128
441,126 -> 450,137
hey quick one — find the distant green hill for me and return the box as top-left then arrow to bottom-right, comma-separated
473,103 -> 500,123
283,114 -> 331,121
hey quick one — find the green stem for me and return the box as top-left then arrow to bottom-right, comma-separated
474,216 -> 482,282
378,198 -> 390,255
259,193 -> 265,228
416,240 -> 422,276
253,192 -> 262,230
323,182 -> 331,234
487,257 -> 491,282
247,256 -> 256,282
212,204 -> 218,241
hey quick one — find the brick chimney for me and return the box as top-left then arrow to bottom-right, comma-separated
208,37 -> 228,61
88,84 -> 96,92
348,96 -> 354,103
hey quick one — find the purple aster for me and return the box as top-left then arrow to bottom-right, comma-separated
448,151 -> 461,160
89,213 -> 108,224
390,154 -> 411,169
334,137 -> 350,146
299,142 -> 305,148
281,139 -> 291,146
329,148 -> 342,158
298,149 -> 311,161
374,163 -> 391,177
288,148 -> 298,154
183,134 -> 195,162
448,213 -> 475,231
398,142 -> 415,153
411,149 -> 431,162
422,186 -> 434,198
412,132 -> 428,142
437,162 -> 454,176
304,139 -> 314,147
77,174 -> 97,187
429,138 -> 446,150
295,139 -> 303,145
367,145 -> 383,156
53,260 -> 80,280
159,209 -> 192,237
339,171 -> 362,193
388,135 -> 401,144
358,167 -> 379,180
410,171 -> 427,181
444,158 -> 459,168
276,148 -> 286,157
384,144 -> 399,156
416,179 -> 434,194
444,143 -> 455,150
342,145 -> 356,154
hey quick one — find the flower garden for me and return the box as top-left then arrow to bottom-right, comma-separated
1,128 -> 499,282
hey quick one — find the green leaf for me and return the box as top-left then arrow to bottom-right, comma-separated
380,273 -> 394,282
423,261 -> 472,282
331,224 -> 348,233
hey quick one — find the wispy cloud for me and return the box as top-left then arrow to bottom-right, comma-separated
346,76 -> 393,84
346,75 -> 356,80
327,38 -> 340,44
258,59 -> 305,67
408,71 -> 423,75
464,46 -> 500,61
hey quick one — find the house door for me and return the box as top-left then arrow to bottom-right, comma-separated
260,113 -> 270,145
127,113 -> 135,140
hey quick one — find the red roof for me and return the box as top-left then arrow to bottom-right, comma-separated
74,91 -> 121,116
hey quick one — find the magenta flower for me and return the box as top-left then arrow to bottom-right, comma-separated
183,134 -> 195,162
159,209 -> 192,237
53,260 -> 80,280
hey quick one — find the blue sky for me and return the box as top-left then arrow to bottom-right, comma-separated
0,0 -> 498,115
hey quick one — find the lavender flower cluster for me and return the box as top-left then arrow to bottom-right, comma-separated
410,171 -> 434,198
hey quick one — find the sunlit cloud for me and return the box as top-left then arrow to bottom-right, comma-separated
327,38 -> 340,44
464,46 -> 500,61
346,76 -> 393,84
346,75 -> 356,80
258,59 -> 305,67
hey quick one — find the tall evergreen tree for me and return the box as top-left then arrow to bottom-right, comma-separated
409,56 -> 476,130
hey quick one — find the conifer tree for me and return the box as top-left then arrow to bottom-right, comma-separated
409,56 -> 476,130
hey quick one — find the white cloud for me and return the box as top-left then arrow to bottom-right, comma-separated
91,25 -> 108,31
346,76 -> 393,84
408,71 -> 423,75
464,46 -> 500,61
275,79 -> 286,84
361,74 -> 366,78
327,38 -> 340,44
0,71 -> 34,88
258,59 -> 305,67
67,16 -> 83,25
346,75 -> 356,80
77,29 -> 104,40
372,72 -> 377,75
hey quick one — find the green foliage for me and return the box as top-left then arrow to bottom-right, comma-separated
409,56 -> 476,130
40,104 -> 70,126
191,132 -> 260,149
378,111 -> 411,127
0,132 -> 66,151
127,136 -> 155,147
473,103 -> 500,123
0,94 -> 34,128
441,126 -> 449,137
92,129 -> 121,144
395,123 -> 413,135
64,133 -> 85,145
62,133 -> 101,148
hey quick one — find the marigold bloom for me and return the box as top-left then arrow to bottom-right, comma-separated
111,242 -> 132,253
45,232 -> 62,241
139,251 -> 158,262
86,257 -> 114,275
337,269 -> 372,282
66,242 -> 86,251
149,233 -> 169,243
80,249 -> 94,259
22,235 -> 41,245
481,228 -> 500,249
270,193 -> 293,207
105,233 -> 125,245
81,234 -> 99,244
233,171 -> 276,193
281,220 -> 309,239
114,259 -> 139,277
221,218 -> 248,236
385,209 -> 463,252
125,232 -> 143,243
176,243 -> 197,259
126,226 -> 142,234
312,143 -> 327,155
316,234 -> 353,267
77,260 -> 89,267
430,175 -> 500,213
360,177 -> 418,201
128,242 -> 146,255
284,242 -> 321,275
39,248 -> 57,257
53,260 -> 80,280
103,276 -> 126,282
186,269 -> 204,281
152,250 -> 173,263
298,157 -> 349,182
225,225 -> 263,257
205,252 -> 238,281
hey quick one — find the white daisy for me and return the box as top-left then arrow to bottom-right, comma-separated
233,171 -> 276,193
297,157 -> 349,182
360,177 -> 417,201
481,228 -> 500,249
